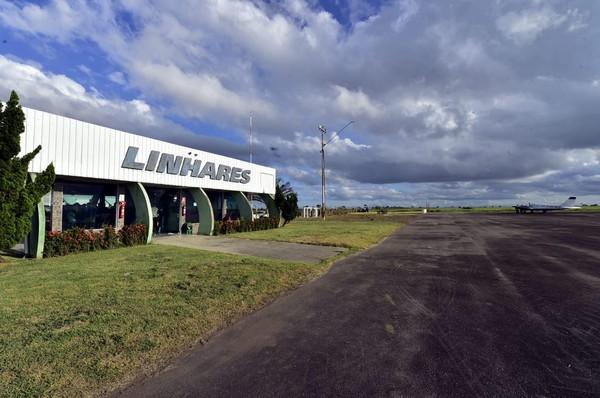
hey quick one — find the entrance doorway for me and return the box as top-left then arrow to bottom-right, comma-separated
146,187 -> 181,234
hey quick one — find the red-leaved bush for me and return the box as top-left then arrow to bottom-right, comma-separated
44,224 -> 147,257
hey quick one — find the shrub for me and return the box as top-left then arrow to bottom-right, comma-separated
119,224 -> 147,246
44,231 -> 65,257
212,217 -> 278,235
213,221 -> 222,236
102,226 -> 120,249
223,219 -> 237,234
43,224 -> 147,257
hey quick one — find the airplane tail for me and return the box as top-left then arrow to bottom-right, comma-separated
560,196 -> 577,208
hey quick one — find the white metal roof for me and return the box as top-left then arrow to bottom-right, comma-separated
19,107 -> 276,195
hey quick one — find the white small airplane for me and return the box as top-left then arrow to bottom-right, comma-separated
513,197 -> 581,214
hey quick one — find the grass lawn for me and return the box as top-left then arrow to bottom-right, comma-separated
234,213 -> 415,250
0,245 -> 327,398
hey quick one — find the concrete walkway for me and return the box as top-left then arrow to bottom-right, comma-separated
152,234 -> 346,264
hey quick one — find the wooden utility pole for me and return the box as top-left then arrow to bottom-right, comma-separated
319,125 -> 326,219
318,121 -> 354,220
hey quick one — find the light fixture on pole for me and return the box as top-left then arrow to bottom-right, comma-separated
319,120 -> 355,220
319,124 -> 327,219
249,113 -> 254,217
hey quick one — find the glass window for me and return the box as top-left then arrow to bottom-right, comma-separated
62,182 -> 116,229
224,192 -> 240,220
205,190 -> 242,220
184,190 -> 199,224
206,190 -> 223,221
249,195 -> 268,218
124,189 -> 137,226
42,192 -> 52,231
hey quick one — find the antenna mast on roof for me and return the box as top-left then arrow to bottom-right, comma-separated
249,113 -> 255,216
249,113 -> 253,164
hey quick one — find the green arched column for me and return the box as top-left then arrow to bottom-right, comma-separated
127,182 -> 153,244
258,193 -> 282,226
231,191 -> 253,221
25,173 -> 46,258
188,188 -> 214,235
26,199 -> 45,258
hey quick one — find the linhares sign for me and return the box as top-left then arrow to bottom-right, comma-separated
18,107 -> 276,194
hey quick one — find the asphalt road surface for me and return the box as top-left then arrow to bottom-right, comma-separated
117,213 -> 600,397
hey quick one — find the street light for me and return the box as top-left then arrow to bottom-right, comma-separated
319,120 -> 355,219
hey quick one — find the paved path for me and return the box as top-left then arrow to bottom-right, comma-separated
152,235 -> 346,264
118,213 -> 600,397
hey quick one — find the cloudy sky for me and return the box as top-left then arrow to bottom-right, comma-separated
1,0 -> 599,207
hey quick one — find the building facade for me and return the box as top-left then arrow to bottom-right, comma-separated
19,107 -> 278,258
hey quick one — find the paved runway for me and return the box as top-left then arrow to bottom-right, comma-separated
117,213 -> 600,397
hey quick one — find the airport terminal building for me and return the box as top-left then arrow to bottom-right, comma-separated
19,107 -> 278,258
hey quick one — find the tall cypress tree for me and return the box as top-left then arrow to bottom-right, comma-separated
0,90 -> 55,251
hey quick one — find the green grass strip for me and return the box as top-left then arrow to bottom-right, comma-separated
234,216 -> 408,250
0,245 -> 326,397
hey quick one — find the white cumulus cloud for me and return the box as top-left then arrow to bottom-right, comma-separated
497,5 -> 587,44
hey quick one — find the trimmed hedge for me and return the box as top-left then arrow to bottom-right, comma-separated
213,217 -> 278,235
44,224 -> 147,257
118,224 -> 147,246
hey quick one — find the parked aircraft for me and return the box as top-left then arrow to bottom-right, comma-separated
513,197 -> 580,214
